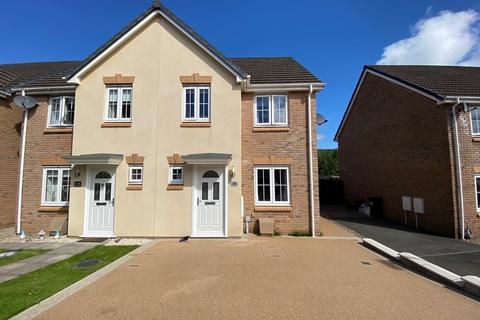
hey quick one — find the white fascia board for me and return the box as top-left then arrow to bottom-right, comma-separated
334,69 -> 441,142
69,11 -> 245,84
442,96 -> 480,104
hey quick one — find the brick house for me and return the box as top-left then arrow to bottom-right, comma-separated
1,2 -> 323,237
336,65 -> 480,240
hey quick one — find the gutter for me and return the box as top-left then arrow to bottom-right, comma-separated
10,86 -> 77,95
244,82 -> 325,93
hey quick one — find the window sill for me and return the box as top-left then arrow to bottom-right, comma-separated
126,184 -> 143,190
254,206 -> 292,212
167,184 -> 184,190
38,206 -> 69,213
472,137 -> 480,142
101,122 -> 132,128
43,128 -> 73,134
180,122 -> 211,128
253,127 -> 289,132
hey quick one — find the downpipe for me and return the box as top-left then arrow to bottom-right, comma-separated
307,84 -> 316,237
451,98 -> 465,240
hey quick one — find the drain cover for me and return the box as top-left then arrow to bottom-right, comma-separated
74,259 -> 102,268
0,251 -> 17,258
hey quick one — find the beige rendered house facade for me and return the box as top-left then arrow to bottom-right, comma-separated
0,2 -> 324,238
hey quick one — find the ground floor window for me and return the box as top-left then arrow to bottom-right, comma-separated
475,176 -> 480,211
42,167 -> 70,205
254,166 -> 290,205
129,165 -> 143,184
169,166 -> 183,184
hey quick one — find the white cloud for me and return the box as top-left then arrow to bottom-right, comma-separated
317,133 -> 326,141
377,9 -> 480,66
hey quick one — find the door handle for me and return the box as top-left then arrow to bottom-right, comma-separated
197,197 -> 200,206
112,198 -> 115,206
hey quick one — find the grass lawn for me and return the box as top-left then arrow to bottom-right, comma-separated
0,245 -> 138,320
0,249 -> 50,267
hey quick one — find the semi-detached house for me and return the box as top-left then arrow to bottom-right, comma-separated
0,2 -> 324,238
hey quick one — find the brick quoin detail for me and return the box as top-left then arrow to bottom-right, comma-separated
241,92 -> 320,235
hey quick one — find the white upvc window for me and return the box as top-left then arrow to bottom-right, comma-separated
105,86 -> 132,122
128,165 -> 143,184
475,176 -> 480,212
254,95 -> 288,126
169,166 -> 183,184
254,166 -> 290,205
182,86 -> 210,122
471,108 -> 480,135
48,96 -> 75,127
41,167 -> 71,205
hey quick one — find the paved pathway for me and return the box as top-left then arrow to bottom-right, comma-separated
322,204 -> 480,277
35,235 -> 478,320
0,242 -> 98,283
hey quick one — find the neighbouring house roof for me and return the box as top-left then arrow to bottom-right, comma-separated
366,65 -> 480,99
335,64 -> 480,141
0,61 -> 81,93
229,57 -> 322,84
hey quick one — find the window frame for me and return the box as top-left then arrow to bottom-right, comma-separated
128,165 -> 143,184
475,176 -> 480,212
253,95 -> 288,127
47,96 -> 75,128
104,86 -> 133,122
41,166 -> 71,206
254,166 -> 290,205
470,107 -> 480,136
169,166 -> 184,184
182,86 -> 211,122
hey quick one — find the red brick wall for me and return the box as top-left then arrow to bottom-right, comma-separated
20,96 -> 72,234
338,73 -> 457,237
0,97 -> 22,228
241,92 -> 321,235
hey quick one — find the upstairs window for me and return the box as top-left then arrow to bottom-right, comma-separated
254,95 -> 288,126
183,86 -> 210,122
42,167 -> 70,205
106,86 -> 132,122
48,97 -> 75,127
471,108 -> 480,135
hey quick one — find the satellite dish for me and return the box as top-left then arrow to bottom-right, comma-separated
13,95 -> 37,109
316,113 -> 328,125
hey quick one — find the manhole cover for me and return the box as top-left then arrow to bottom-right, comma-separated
0,251 -> 17,258
74,259 -> 102,268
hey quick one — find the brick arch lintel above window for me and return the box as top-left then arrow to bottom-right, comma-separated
125,153 -> 144,165
167,153 -> 185,165
103,74 -> 135,85
252,156 -> 292,165
180,73 -> 212,84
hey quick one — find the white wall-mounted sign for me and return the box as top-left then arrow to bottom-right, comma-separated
413,198 -> 424,214
402,196 -> 412,211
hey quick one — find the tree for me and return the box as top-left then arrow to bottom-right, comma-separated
318,149 -> 339,177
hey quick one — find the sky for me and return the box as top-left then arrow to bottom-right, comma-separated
2,0 -> 480,149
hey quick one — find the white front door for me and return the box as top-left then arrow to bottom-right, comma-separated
193,167 -> 225,237
86,168 -> 115,237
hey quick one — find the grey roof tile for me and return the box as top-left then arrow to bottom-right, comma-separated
230,57 -> 322,84
366,65 -> 480,99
